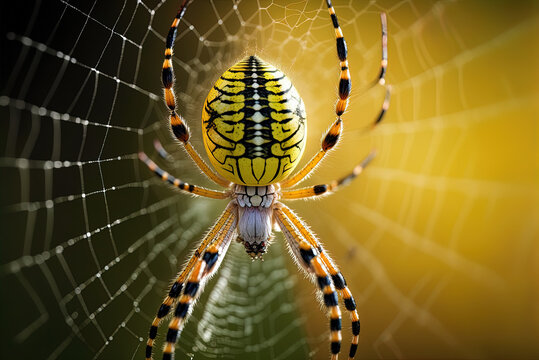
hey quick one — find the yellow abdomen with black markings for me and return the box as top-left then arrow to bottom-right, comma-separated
202,55 -> 306,186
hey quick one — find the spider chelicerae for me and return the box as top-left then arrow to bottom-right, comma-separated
139,1 -> 390,359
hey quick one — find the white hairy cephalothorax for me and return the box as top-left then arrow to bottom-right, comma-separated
234,185 -> 276,258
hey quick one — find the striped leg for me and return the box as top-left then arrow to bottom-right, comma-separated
372,13 -> 388,87
358,12 -> 391,130
280,151 -> 375,200
161,211 -> 237,360
139,152 -> 229,199
161,0 -> 230,188
279,0 -> 349,189
280,7 -> 390,189
274,205 -> 342,360
372,84 -> 391,128
278,204 -> 361,360
145,204 -> 236,360
154,139 -> 171,161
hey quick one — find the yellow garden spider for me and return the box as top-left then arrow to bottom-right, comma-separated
139,1 -> 390,359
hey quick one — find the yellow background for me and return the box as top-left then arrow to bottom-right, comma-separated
1,1 -> 538,359
224,1 -> 539,358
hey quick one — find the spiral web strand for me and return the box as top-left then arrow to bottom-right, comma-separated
1,1 -> 538,359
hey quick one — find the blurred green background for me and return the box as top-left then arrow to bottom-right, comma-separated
1,0 -> 538,359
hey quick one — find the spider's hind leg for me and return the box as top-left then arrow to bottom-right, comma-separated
153,139 -> 172,161
280,9 -> 390,190
160,0 -> 231,188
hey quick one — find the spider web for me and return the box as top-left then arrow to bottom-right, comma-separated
1,0 -> 538,359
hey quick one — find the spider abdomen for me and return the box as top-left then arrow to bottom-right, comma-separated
202,55 -> 307,186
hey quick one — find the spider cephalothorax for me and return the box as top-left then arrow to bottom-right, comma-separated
234,184 -> 276,258
140,1 -> 390,359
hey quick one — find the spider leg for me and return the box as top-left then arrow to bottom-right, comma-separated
278,204 -> 361,359
372,85 -> 391,128
280,7 -> 390,189
274,204 -> 343,360
161,210 -> 237,360
161,0 -> 231,188
280,151 -> 375,200
370,13 -> 388,88
145,204 -> 236,360
153,139 -> 172,161
139,152 -> 229,199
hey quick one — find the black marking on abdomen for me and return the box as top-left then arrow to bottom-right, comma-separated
203,56 -> 306,184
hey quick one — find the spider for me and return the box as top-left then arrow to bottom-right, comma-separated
139,1 -> 390,359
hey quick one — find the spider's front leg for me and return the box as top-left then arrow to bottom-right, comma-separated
277,203 -> 361,359
274,204 -> 344,360
145,203 -> 236,360
161,211 -> 236,360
